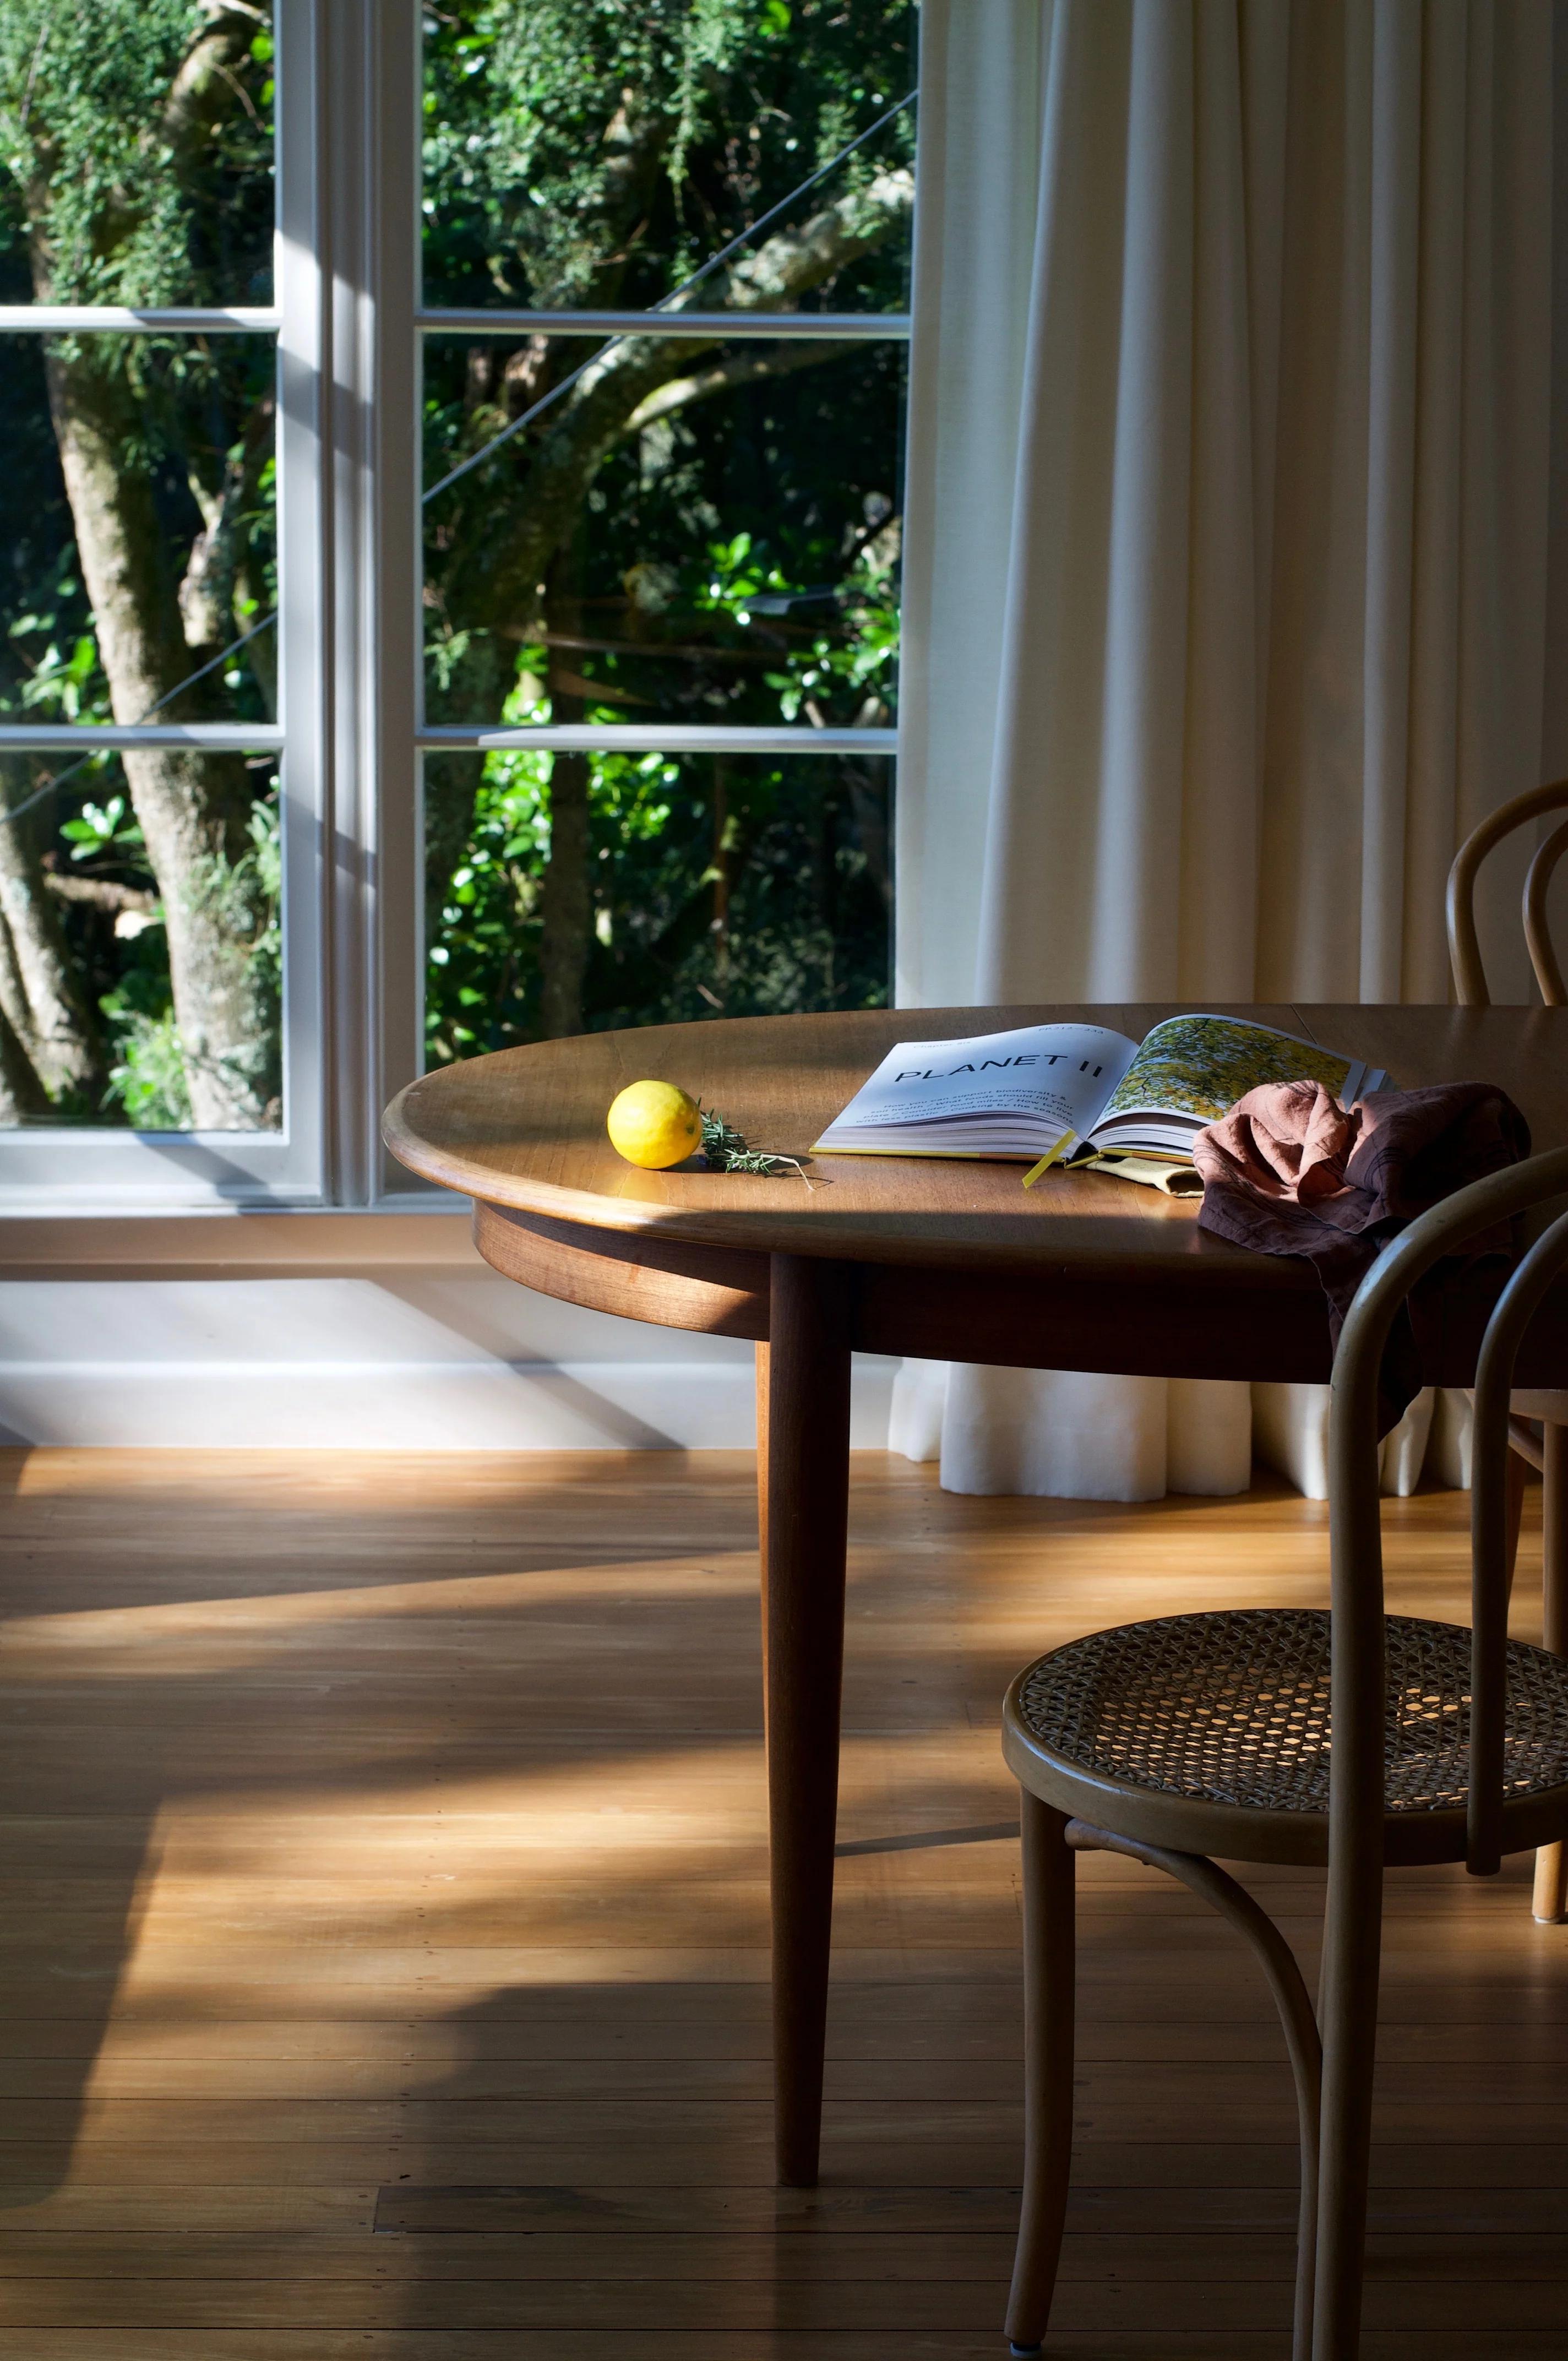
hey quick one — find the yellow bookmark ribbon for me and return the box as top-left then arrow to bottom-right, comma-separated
1022,1136 -> 1073,1190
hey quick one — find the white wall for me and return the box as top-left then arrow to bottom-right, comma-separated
0,1248 -> 898,1450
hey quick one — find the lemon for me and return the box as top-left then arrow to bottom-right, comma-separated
606,1079 -> 703,1169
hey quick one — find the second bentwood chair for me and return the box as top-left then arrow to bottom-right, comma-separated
1447,775 -> 1568,1924
1000,1149 -> 1568,2361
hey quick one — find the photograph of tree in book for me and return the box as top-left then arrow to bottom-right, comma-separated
0,3 -> 277,1128
421,0 -> 910,1059
1101,1016 -> 1354,1129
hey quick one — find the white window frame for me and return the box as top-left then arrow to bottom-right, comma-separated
0,0 -> 908,1220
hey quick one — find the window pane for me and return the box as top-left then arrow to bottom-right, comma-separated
0,752 -> 281,1133
423,336 -> 901,728
424,750 -> 891,1062
0,7 -> 275,306
0,332 -> 277,729
421,3 -> 913,317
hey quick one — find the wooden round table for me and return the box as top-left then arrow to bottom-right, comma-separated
385,999 -> 1568,2184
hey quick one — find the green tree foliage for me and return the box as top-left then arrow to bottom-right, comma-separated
421,0 -> 912,1049
0,0 -> 278,1127
0,0 -> 910,1124
422,0 -> 909,312
0,0 -> 273,306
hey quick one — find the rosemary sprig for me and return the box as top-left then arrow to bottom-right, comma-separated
699,1105 -> 815,1185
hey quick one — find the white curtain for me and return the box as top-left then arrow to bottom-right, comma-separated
894,0 -> 1563,1503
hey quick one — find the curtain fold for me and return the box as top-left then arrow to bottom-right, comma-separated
896,0 -> 1560,1503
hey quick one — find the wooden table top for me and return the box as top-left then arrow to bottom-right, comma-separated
383,1003 -> 1568,1281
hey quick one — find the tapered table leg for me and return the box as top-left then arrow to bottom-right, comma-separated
755,1340 -> 770,1677
764,1253 -> 853,2186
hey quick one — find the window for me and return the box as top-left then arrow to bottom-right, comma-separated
0,0 -> 320,1205
417,6 -> 912,1078
0,1 -> 913,1211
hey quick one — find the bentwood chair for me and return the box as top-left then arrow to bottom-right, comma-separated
1001,1150 -> 1568,2361
1448,777 -> 1568,1922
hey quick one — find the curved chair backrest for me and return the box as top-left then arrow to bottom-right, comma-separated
1328,1147 -> 1568,1876
1446,779 -> 1568,1007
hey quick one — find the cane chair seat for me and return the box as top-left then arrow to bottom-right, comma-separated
1003,1608 -> 1568,1870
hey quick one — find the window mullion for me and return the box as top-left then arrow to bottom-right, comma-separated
275,0 -> 329,1207
306,0 -> 423,1208
369,0 -> 426,1199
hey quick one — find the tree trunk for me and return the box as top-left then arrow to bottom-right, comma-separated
0,991 -> 48,1125
0,757 -> 104,1102
41,345 -> 270,1129
536,553 -> 593,1042
0,815 -> 55,1120
0,906 -> 38,1086
537,744 -> 591,1040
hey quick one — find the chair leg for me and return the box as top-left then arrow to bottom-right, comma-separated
1065,1822 -> 1321,2361
1005,1791 -> 1076,2357
1311,1838 -> 1382,2361
1534,1423 -> 1568,1924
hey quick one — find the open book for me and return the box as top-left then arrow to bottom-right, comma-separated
813,1014 -> 1389,1190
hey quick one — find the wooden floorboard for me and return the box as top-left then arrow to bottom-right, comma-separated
8,2339 -> 1568,2361
0,1445 -> 1563,2356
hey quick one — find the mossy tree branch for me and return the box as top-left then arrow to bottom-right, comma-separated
435,166 -> 913,644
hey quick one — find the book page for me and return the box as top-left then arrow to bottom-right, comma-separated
1086,1014 -> 1377,1148
814,1022 -> 1139,1154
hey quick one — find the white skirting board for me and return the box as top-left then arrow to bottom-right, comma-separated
0,1274 -> 1477,1479
0,1275 -> 898,1450
0,1358 -> 905,1450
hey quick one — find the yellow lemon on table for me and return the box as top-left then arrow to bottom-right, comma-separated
606,1079 -> 703,1169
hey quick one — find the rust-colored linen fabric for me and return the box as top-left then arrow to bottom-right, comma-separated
1194,1082 -> 1531,1430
